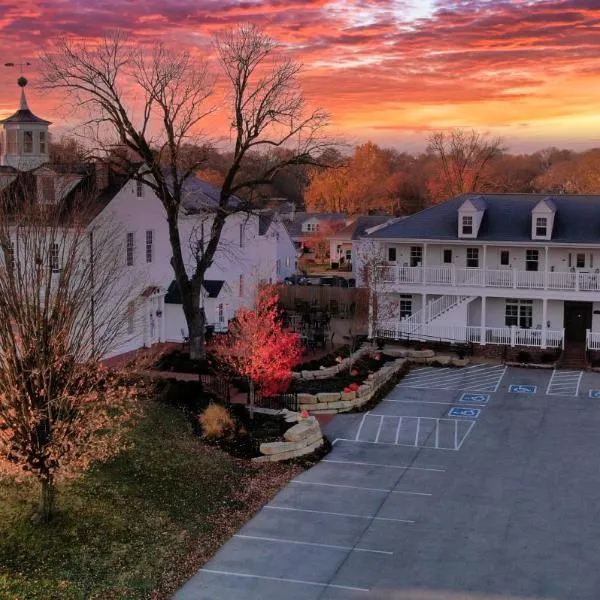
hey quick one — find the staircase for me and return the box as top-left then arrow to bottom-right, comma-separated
560,342 -> 587,369
400,295 -> 476,334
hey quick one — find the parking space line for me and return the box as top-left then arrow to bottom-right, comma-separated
333,438 -> 468,452
453,419 -> 458,449
384,399 -> 488,407
546,369 -> 583,396
233,534 -> 393,555
322,459 -> 446,472
391,490 -> 432,497
199,569 -> 371,593
375,415 -> 384,443
456,421 -> 476,450
264,505 -> 415,524
493,366 -> 508,392
414,418 -> 420,446
394,416 -> 403,444
354,413 -> 367,441
292,480 -> 390,493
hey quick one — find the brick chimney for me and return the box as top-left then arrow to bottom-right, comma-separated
94,159 -> 110,192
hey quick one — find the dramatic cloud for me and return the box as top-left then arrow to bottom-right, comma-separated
2,0 -> 600,150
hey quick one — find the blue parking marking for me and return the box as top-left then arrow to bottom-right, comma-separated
589,390 -> 600,399
508,384 -> 537,394
448,407 -> 481,418
458,392 -> 490,404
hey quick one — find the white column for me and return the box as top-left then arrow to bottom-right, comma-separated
422,243 -> 428,283
544,246 -> 549,290
482,245 -> 487,286
541,298 -> 548,349
160,294 -> 166,342
422,293 -> 427,324
480,296 -> 487,346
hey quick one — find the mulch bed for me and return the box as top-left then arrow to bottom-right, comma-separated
290,351 -> 395,395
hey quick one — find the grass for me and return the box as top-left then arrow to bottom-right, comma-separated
0,400 -> 302,599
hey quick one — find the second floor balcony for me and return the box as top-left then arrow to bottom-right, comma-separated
375,264 -> 600,293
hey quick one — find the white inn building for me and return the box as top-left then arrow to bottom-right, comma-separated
364,193 -> 600,363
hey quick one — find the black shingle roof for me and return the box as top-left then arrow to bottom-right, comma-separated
0,108 -> 51,125
367,193 -> 600,244
165,279 -> 224,304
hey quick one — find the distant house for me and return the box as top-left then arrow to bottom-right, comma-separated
329,215 -> 393,275
283,211 -> 350,259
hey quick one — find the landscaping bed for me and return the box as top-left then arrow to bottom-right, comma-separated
292,345 -> 351,372
0,400 -> 305,600
290,351 -> 395,395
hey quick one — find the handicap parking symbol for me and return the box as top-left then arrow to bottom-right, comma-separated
589,390 -> 600,399
508,384 -> 537,394
458,392 -> 490,404
448,407 -> 481,418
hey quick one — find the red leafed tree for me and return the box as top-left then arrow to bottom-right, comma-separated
211,286 -> 303,397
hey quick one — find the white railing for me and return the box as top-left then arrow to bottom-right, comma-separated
378,322 -> 564,349
587,329 -> 600,350
374,264 -> 600,293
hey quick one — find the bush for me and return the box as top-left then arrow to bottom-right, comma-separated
198,404 -> 235,439
541,352 -> 556,364
517,350 -> 531,364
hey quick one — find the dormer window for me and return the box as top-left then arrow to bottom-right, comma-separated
39,131 -> 47,154
535,217 -> 547,237
462,216 -> 473,235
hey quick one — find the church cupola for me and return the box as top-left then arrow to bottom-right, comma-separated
0,77 -> 51,171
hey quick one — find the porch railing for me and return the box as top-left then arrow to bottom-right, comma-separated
378,322 -> 564,349
376,265 -> 600,293
586,329 -> 600,350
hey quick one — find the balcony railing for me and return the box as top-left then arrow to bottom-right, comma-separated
376,265 -> 600,292
377,322 -> 564,349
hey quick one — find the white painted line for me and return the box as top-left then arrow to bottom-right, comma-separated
264,505 -> 415,523
575,371 -> 583,396
453,419 -> 458,450
414,417 -> 421,446
333,438 -> 463,451
354,413 -> 367,441
394,416 -> 403,445
322,459 -> 446,472
391,490 -> 432,497
402,368 -> 501,386
374,415 -> 384,443
384,399 -> 487,406
435,418 -> 439,449
199,569 -> 370,593
456,420 -> 476,450
493,366 -> 508,392
234,534 -> 393,555
292,480 -> 390,493
546,369 -> 557,395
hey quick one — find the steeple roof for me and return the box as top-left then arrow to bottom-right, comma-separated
0,78 -> 51,126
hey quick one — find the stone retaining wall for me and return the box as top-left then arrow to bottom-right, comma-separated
298,347 -> 470,415
252,413 -> 324,463
292,345 -> 372,380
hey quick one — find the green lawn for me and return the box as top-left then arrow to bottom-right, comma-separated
0,400 -> 301,599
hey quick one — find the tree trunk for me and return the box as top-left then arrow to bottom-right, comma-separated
249,379 -> 255,420
187,308 -> 206,361
38,477 -> 55,523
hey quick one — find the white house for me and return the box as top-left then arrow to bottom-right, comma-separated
363,193 -> 600,365
0,79 -> 299,358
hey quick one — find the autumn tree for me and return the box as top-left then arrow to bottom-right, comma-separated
40,25 -> 332,360
211,286 -> 303,402
426,129 -> 505,201
0,180 -> 141,522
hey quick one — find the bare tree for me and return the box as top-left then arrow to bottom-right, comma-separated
426,129 -> 505,200
40,25 -> 332,359
0,178 -> 142,522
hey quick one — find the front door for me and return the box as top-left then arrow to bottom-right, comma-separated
564,302 -> 592,343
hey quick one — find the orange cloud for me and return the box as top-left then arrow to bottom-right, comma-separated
1,0 -> 600,151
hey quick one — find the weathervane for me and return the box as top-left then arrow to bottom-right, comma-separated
4,61 -> 31,74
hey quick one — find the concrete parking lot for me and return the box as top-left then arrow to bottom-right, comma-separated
175,365 -> 600,600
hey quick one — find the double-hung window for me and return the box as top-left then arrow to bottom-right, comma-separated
399,295 -> 412,319
145,230 -> 153,263
525,249 -> 539,272
126,232 -> 135,266
50,243 -> 60,273
410,246 -> 422,267
387,247 -> 397,263
535,217 -> 547,237
505,299 -> 533,329
466,247 -> 479,268
462,215 -> 473,235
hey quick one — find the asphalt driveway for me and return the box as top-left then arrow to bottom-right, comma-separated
175,365 -> 600,600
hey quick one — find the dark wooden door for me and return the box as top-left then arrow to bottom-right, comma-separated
564,302 -> 592,343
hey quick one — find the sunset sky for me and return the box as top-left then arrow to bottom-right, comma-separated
2,0 -> 600,152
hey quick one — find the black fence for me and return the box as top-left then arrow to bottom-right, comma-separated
251,390 -> 299,412
200,373 -> 231,405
